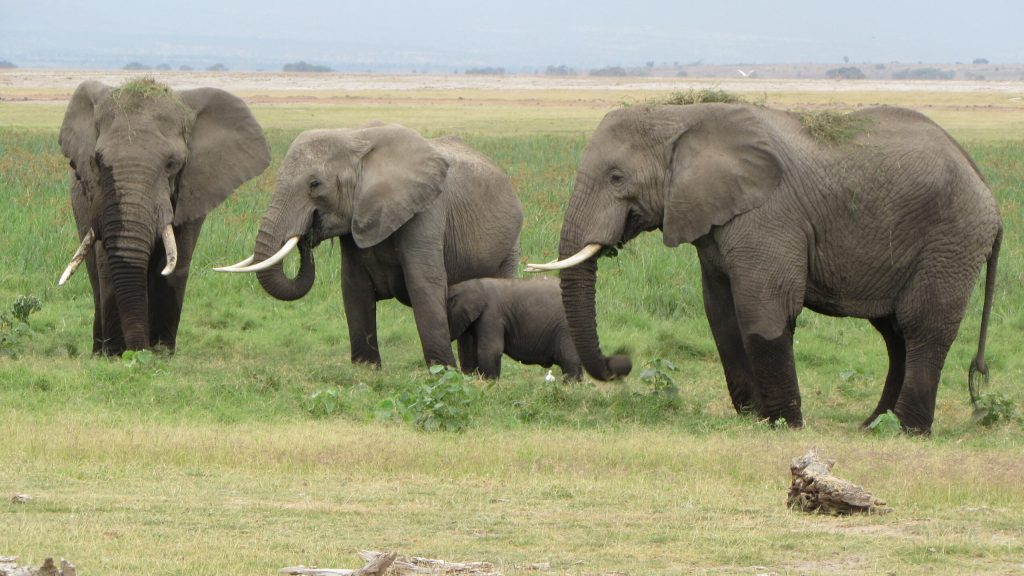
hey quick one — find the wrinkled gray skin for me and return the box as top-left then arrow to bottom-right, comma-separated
447,277 -> 631,380
251,124 -> 522,367
60,80 -> 270,354
558,103 -> 1002,434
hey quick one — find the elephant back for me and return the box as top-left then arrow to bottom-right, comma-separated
431,137 -> 523,283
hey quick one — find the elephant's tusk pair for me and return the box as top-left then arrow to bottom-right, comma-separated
160,225 -> 178,276
58,228 -> 96,286
215,236 -> 300,273
524,243 -> 603,272
215,255 -> 256,271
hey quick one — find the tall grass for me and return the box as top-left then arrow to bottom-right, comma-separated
1,105 -> 1023,574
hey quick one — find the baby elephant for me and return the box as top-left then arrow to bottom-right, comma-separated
447,277 -> 631,380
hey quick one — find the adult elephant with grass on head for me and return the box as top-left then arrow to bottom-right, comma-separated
529,103 -> 1002,434
218,123 -> 523,368
58,78 -> 270,355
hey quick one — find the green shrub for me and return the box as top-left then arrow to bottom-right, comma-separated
867,410 -> 902,436
639,358 -> 679,398
303,387 -> 347,419
375,365 -> 479,432
972,393 -> 1019,427
0,295 -> 42,358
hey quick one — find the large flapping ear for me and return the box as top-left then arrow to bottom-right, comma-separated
447,281 -> 487,339
662,106 -> 783,247
351,124 -> 448,248
174,88 -> 271,225
59,81 -> 113,193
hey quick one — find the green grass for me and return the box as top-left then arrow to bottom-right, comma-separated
1,90 -> 1023,575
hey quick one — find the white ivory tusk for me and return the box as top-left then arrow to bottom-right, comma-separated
58,228 -> 96,286
524,243 -> 603,272
212,255 -> 255,272
217,236 -> 300,273
160,225 -> 178,276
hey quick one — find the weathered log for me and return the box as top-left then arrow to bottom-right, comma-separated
282,550 -> 500,576
787,448 -> 891,515
280,552 -> 396,576
0,557 -> 76,576
358,550 -> 500,575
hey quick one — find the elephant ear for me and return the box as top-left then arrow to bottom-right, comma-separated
662,106 -> 783,247
173,88 -> 271,225
447,281 -> 487,339
59,80 -> 112,196
351,124 -> 448,248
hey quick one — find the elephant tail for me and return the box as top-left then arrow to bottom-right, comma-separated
968,223 -> 1003,408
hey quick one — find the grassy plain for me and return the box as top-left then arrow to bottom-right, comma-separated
1,76 -> 1022,575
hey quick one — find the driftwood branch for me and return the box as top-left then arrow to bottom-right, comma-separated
787,448 -> 891,515
280,552 -> 396,576
282,551 -> 500,576
0,557 -> 76,576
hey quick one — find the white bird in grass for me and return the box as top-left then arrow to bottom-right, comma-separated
737,69 -> 753,77
544,370 -> 556,383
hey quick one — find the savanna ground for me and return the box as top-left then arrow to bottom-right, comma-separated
1,71 -> 1023,575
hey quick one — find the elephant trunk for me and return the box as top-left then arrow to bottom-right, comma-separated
99,174 -> 159,350
253,224 -> 316,301
559,261 -> 631,381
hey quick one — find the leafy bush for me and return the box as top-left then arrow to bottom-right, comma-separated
972,393 -> 1019,427
867,410 -> 902,436
544,65 -> 574,76
303,387 -> 347,418
375,366 -> 478,432
1,295 -> 42,357
639,358 -> 679,398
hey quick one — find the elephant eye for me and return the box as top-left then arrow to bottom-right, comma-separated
165,159 -> 177,172
309,178 -> 322,191
609,171 -> 626,186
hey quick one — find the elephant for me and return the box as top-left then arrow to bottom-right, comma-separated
58,78 -> 270,354
447,277 -> 631,380
530,103 -> 1002,434
219,123 -> 523,368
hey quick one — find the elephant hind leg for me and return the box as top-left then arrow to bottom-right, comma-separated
892,267 -> 976,434
862,315 -> 907,427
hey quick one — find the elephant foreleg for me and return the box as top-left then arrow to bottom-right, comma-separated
457,331 -> 480,374
863,315 -> 907,427
699,263 -> 759,413
95,242 -> 126,355
149,217 -> 204,352
341,241 -> 381,366
473,317 -> 505,379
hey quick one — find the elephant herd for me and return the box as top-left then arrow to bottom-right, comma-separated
57,78 -> 1002,434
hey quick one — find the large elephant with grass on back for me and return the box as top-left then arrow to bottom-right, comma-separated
58,78 -> 270,355
218,123 -> 523,368
529,103 -> 1002,434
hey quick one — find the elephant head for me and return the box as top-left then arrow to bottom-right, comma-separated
59,78 -> 270,350
532,104 -> 782,380
220,123 -> 448,300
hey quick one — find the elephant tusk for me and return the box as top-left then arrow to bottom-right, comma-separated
524,243 -> 603,272
58,228 -> 96,286
212,255 -> 255,272
217,236 -> 300,273
160,225 -> 178,276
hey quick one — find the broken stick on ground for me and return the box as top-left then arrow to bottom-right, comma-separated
787,448 -> 891,515
281,550 -> 501,576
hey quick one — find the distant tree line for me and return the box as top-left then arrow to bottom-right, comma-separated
826,66 -> 865,79
892,67 -> 955,80
0,60 -> 16,69
123,62 -> 225,71
283,61 -> 333,73
464,66 -> 505,75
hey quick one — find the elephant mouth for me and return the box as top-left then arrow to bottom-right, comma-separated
621,209 -> 657,244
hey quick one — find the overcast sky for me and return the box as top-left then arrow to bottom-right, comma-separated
1,0 -> 1021,70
